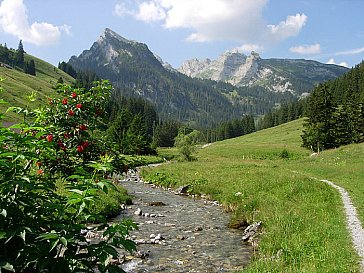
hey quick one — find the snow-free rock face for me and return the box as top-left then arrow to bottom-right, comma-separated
178,50 -> 349,96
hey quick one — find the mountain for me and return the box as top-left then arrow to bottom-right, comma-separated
178,50 -> 349,96
68,28 -> 344,128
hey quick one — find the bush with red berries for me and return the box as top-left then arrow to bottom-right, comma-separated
0,80 -> 136,273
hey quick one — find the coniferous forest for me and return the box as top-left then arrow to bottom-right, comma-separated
302,61 -> 364,151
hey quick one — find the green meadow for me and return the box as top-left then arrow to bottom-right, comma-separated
0,54 -> 74,121
142,119 -> 363,272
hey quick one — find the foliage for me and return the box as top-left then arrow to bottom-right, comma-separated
58,61 -> 77,78
256,99 -> 306,131
205,115 -> 255,143
174,129 -> 202,161
302,61 -> 364,151
35,81 -> 111,175
0,80 -> 137,273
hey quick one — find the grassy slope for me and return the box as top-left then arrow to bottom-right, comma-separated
0,54 -> 74,121
143,119 -> 362,272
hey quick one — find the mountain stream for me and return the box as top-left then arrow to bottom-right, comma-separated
115,169 -> 252,273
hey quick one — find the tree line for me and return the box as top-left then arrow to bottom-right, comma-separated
256,99 -> 307,131
0,40 -> 36,76
302,61 -> 364,151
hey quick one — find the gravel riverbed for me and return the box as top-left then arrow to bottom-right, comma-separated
115,170 -> 252,273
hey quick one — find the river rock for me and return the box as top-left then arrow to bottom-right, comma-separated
242,221 -> 262,241
134,208 -> 142,216
147,201 -> 166,206
176,185 -> 190,195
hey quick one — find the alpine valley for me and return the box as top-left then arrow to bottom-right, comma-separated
68,28 -> 348,128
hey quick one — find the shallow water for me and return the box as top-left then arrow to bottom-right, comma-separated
116,170 -> 252,273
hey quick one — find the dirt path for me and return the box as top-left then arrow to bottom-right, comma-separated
320,179 -> 364,272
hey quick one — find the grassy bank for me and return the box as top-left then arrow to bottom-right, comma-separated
141,119 -> 362,272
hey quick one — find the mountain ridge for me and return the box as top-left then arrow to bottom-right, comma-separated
178,50 -> 348,96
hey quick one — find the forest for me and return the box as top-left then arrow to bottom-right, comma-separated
302,61 -> 364,151
0,41 -> 36,76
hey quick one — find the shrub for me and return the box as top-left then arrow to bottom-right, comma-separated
0,80 -> 136,273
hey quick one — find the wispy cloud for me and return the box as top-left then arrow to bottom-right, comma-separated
235,44 -> 264,54
290,44 -> 321,55
114,0 -> 307,47
326,58 -> 349,68
0,0 -> 70,46
335,47 -> 364,56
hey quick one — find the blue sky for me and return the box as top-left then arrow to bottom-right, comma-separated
0,0 -> 363,69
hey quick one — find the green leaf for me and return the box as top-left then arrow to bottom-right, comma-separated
37,231 -> 59,241
68,189 -> 84,195
0,209 -> 7,217
60,237 -> 67,247
78,202 -> 86,215
50,239 -> 59,252
19,229 -> 26,242
0,262 -> 15,272
0,231 -> 7,240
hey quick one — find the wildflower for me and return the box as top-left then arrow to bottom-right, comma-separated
62,98 -> 68,105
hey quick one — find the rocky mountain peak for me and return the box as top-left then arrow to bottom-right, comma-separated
99,28 -> 135,45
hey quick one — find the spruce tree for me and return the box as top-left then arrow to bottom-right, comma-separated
15,40 -> 25,67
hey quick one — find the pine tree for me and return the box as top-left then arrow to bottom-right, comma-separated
15,40 -> 25,67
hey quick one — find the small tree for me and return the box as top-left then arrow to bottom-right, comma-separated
174,129 -> 202,161
15,40 -> 25,67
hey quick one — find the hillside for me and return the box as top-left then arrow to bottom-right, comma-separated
178,51 -> 349,96
0,54 -> 74,121
143,119 -> 363,272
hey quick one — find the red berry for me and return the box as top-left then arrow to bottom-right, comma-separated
63,133 -> 70,139
76,103 -> 82,109
37,169 -> 43,175
36,161 -> 42,167
62,98 -> 68,105
71,92 -> 77,99
77,145 -> 85,153
83,141 -> 89,148
68,109 -> 75,116
46,134 -> 53,142
79,124 -> 87,131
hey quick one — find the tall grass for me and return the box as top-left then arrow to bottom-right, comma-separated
142,119 -> 362,272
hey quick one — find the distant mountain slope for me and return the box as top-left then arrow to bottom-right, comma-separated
0,54 -> 74,121
68,29 -> 298,128
178,50 -> 349,96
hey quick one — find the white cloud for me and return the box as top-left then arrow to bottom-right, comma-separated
326,58 -> 349,68
114,0 -> 307,47
335,47 -> 364,56
236,44 -> 264,54
267,14 -> 307,43
0,0 -> 70,46
135,1 -> 166,22
290,44 -> 321,55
